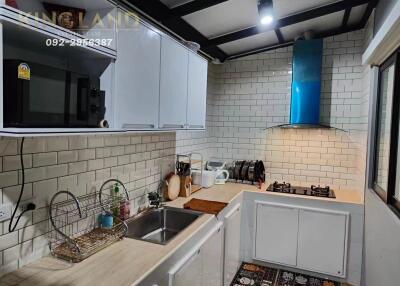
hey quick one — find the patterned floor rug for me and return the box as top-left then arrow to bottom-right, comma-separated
230,262 -> 340,286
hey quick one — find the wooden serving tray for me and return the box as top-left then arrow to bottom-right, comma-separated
183,198 -> 228,215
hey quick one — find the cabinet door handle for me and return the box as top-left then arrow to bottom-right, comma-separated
123,124 -> 155,129
161,124 -> 185,129
188,125 -> 205,129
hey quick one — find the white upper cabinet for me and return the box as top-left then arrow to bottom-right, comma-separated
297,209 -> 349,278
254,202 -> 299,267
187,52 -> 208,129
159,36 -> 189,129
115,16 -> 161,129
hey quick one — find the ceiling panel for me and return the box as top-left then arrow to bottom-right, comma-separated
183,0 -> 258,38
218,30 -> 277,55
272,0 -> 338,18
348,4 -> 368,25
160,0 -> 193,9
280,11 -> 344,40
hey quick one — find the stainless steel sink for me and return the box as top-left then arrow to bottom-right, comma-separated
125,207 -> 203,245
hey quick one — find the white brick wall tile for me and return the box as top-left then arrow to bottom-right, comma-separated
78,171 -> 96,186
68,161 -> 88,175
88,136 -> 104,148
58,175 -> 78,190
0,231 -> 18,251
19,221 -> 48,243
33,152 -> 57,167
23,138 -> 46,153
46,164 -> 68,179
0,139 -> 18,156
78,149 -> 96,161
88,159 -> 104,171
3,155 -> 32,171
3,240 -> 32,265
68,137 -> 88,150
3,184 -> 33,204
0,171 -> 18,188
58,151 -> 78,163
45,137 -> 69,152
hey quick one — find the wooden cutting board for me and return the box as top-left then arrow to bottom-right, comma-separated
183,198 -> 228,215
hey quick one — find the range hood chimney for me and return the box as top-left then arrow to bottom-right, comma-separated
280,38 -> 331,129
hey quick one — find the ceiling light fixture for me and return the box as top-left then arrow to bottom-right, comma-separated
258,0 -> 274,25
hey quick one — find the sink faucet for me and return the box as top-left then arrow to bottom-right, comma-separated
148,192 -> 163,208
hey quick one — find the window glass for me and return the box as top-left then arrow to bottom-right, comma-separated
375,64 -> 395,192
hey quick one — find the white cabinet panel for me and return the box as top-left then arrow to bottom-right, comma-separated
187,52 -> 208,129
202,226 -> 224,286
169,223 -> 223,286
224,204 -> 241,286
254,202 -> 299,267
159,36 -> 189,129
115,18 -> 161,129
297,209 -> 349,278
170,249 -> 203,286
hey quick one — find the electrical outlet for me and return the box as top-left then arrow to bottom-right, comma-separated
0,203 -> 12,222
19,199 -> 36,213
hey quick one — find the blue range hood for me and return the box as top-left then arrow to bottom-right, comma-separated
280,39 -> 331,129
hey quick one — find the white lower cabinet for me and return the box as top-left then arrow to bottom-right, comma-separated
297,209 -> 348,277
203,224 -> 224,286
169,223 -> 224,286
224,204 -> 242,286
170,249 -> 203,286
254,201 -> 349,278
254,202 -> 299,266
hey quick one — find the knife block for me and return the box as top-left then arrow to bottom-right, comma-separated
179,176 -> 202,197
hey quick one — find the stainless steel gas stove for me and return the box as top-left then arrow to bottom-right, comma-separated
267,181 -> 336,199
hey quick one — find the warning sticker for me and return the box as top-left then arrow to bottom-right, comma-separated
18,63 -> 30,80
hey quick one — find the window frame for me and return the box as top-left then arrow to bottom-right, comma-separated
372,50 -> 400,213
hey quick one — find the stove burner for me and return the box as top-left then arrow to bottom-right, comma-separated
311,185 -> 330,197
272,181 -> 292,193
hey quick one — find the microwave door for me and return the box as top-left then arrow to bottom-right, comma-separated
23,64 -> 68,127
68,75 -> 89,127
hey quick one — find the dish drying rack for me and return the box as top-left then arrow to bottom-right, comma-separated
49,179 -> 130,263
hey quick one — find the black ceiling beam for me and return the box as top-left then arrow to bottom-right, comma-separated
227,21 -> 364,61
360,0 -> 379,27
124,0 -> 228,61
203,0 -> 370,48
161,0 -> 229,21
227,42 -> 294,61
275,29 -> 284,43
342,8 -> 352,28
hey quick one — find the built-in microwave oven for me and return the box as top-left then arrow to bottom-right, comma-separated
3,60 -> 107,128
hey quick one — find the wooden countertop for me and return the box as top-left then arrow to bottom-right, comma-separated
168,181 -> 363,207
0,182 -> 362,286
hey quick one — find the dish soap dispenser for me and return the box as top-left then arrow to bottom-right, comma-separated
113,183 -> 121,220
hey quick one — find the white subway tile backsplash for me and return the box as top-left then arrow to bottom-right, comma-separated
58,151 -> 78,164
0,232 -> 18,251
32,152 -> 57,168
0,172 -> 19,188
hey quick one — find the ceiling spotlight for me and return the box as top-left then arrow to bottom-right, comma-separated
258,0 -> 274,25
